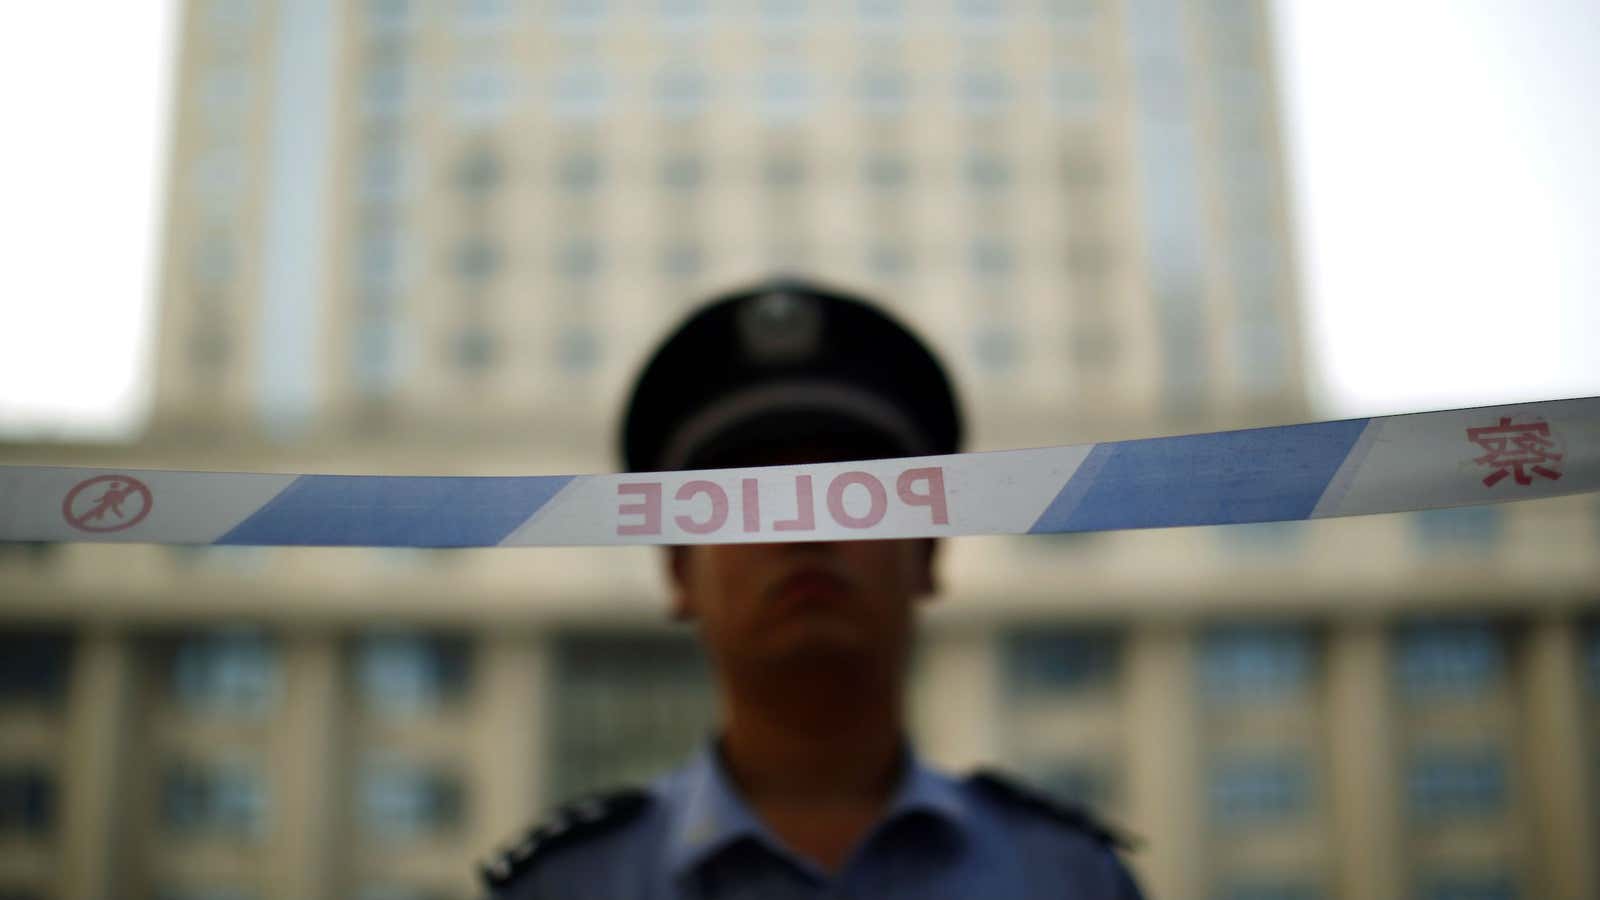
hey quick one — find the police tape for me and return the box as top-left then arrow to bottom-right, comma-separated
1,397 -> 1596,548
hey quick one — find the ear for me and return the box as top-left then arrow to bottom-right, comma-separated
663,545 -> 695,622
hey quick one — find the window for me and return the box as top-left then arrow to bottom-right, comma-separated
452,62 -> 513,123
1395,621 -> 1504,700
357,888 -> 453,900
453,236 -> 502,283
557,326 -> 600,373
1051,68 -> 1099,119
554,0 -> 607,33
866,241 -> 911,278
957,69 -> 1011,116
0,542 -> 57,565
0,768 -> 55,835
355,633 -> 470,717
552,68 -> 609,120
655,66 -> 711,118
1046,0 -> 1099,34
1200,625 -> 1314,702
956,0 -> 1009,30
660,155 -> 704,190
1208,0 -> 1257,30
974,325 -> 1017,371
556,239 -> 602,279
757,68 -> 815,122
455,146 -> 502,195
1214,65 -> 1266,109
766,239 -> 812,270
857,0 -> 905,31
1065,239 -> 1112,277
0,630 -> 72,705
454,0 -> 513,32
550,634 -> 714,800
1217,520 -> 1301,555
658,0 -> 710,33
1211,883 -> 1322,900
363,62 -> 409,119
365,0 -> 414,34
1406,747 -> 1508,820
359,761 -> 464,838
558,152 -> 602,192
762,155 -> 807,189
359,221 -> 405,292
198,67 -> 251,132
168,631 -> 279,717
1412,506 -> 1502,549
1416,873 -> 1517,900
155,889 -> 260,900
1585,621 -> 1600,697
166,546 -> 267,572
864,155 -> 911,190
965,153 -> 1011,190
191,232 -> 235,287
1235,319 -> 1286,395
1004,628 -> 1120,695
355,307 -> 399,395
969,239 -> 1014,277
361,138 -> 412,203
188,148 -> 245,210
163,760 -> 268,838
454,328 -> 495,371
1026,759 -> 1115,809
758,0 -> 810,35
661,242 -> 704,279
189,321 -> 232,370
1060,148 -> 1104,187
1209,755 -> 1310,825
857,69 -> 910,117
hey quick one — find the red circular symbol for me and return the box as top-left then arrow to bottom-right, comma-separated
62,475 -> 153,533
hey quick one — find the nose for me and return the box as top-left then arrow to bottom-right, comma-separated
778,539 -> 842,558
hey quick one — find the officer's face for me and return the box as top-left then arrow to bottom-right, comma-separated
667,537 -> 936,675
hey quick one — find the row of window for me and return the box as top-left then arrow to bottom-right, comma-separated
156,888 -> 456,900
1003,620 -> 1518,700
355,145 -> 1109,199
1197,746 -> 1511,826
0,630 -> 469,717
157,757 -> 464,841
353,235 -> 1109,289
0,744 -> 1522,840
1209,873 -> 1521,900
356,62 -> 1106,122
6,616 -> 1593,711
356,0 -> 1104,35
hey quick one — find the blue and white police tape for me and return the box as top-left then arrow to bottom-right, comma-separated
2,397 -> 1596,548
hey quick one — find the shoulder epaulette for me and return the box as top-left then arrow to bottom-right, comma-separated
967,769 -> 1137,851
479,787 -> 652,890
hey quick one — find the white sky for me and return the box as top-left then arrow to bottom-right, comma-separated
0,1 -> 1595,442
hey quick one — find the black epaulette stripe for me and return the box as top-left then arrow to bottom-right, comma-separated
967,769 -> 1139,851
479,787 -> 653,889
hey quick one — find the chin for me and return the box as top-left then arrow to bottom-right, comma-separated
759,624 -> 874,670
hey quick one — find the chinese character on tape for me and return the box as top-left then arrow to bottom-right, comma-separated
1466,417 -> 1564,487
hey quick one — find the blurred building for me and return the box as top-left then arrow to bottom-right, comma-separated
1,1 -> 1597,900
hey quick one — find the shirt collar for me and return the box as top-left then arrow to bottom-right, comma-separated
664,739 -> 972,881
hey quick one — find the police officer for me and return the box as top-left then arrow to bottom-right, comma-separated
482,279 -> 1145,899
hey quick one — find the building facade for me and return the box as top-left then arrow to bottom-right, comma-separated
1,2 -> 1596,900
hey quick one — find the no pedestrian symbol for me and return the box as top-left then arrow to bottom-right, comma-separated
62,475 -> 153,533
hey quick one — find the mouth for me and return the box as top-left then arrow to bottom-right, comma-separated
767,568 -> 854,608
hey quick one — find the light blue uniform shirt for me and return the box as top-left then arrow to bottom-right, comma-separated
485,743 -> 1144,900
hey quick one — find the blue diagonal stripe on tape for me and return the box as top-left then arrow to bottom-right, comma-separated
216,475 -> 575,547
1029,419 -> 1371,533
